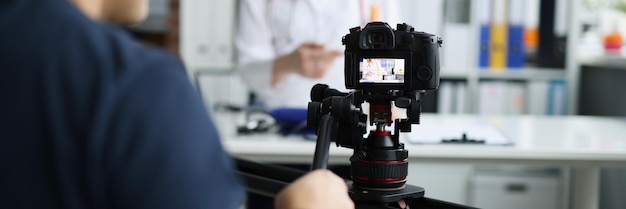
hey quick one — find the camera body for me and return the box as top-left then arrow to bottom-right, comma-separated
343,22 -> 441,92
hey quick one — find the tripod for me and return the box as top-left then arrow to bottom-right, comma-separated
235,84 -> 478,209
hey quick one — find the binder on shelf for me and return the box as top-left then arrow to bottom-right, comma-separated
478,0 -> 491,68
489,0 -> 508,70
478,81 -> 526,115
523,0 -> 540,63
478,81 -> 507,114
548,79 -> 568,115
454,82 -> 468,114
526,80 -> 549,115
507,0 -> 525,68
505,82 -> 525,114
537,0 -> 568,68
436,81 -> 468,114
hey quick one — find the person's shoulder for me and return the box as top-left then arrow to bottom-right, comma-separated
80,22 -> 185,79
95,29 -> 189,91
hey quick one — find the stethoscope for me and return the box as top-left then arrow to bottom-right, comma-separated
267,0 -> 367,50
266,0 -> 311,49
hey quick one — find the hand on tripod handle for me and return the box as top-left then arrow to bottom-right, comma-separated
275,169 -> 355,209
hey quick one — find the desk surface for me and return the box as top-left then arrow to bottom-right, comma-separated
216,113 -> 626,166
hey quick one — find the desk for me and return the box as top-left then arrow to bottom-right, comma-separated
215,113 -> 626,209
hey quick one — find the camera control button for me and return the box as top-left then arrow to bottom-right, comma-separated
415,66 -> 433,81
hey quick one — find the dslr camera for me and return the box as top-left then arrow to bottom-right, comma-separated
308,22 -> 442,191
343,22 -> 442,92
241,22 -> 470,209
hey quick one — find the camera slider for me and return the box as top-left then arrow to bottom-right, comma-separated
235,158 -> 477,209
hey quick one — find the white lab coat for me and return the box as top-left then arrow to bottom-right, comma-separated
236,0 -> 398,109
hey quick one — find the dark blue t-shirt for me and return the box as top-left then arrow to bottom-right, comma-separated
0,1 -> 244,208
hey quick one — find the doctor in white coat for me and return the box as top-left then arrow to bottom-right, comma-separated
236,0 -> 399,109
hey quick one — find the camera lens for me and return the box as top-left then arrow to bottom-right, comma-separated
368,31 -> 385,44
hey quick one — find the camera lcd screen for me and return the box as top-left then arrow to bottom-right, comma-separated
359,58 -> 405,83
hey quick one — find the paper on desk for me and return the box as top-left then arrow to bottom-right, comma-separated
405,123 -> 512,145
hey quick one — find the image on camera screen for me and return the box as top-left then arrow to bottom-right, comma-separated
359,58 -> 405,83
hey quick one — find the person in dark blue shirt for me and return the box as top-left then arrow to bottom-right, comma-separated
0,0 -> 353,209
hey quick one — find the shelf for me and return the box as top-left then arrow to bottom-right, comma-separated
477,68 -> 566,81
